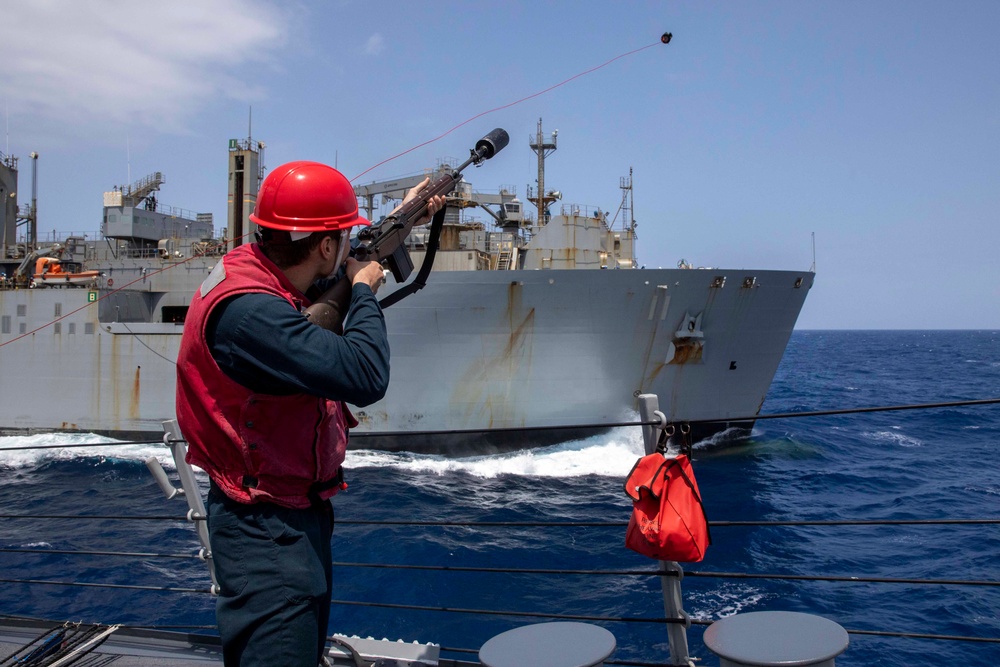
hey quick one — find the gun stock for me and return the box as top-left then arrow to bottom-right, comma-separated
303,278 -> 352,335
304,128 -> 509,332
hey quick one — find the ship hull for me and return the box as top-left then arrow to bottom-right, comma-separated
0,268 -> 812,453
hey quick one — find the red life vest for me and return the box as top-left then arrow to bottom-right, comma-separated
176,244 -> 357,509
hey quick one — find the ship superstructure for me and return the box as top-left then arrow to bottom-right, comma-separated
0,124 -> 813,452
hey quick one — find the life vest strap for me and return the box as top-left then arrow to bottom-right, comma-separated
307,468 -> 346,506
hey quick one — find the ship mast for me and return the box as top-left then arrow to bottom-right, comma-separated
620,167 -> 635,237
227,117 -> 265,249
527,118 -> 558,225
26,152 -> 38,249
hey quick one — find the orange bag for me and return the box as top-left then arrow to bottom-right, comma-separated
624,453 -> 711,562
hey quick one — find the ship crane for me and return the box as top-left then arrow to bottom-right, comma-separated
11,244 -> 62,286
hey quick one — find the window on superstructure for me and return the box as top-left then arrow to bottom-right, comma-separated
18,323 -> 26,334
1,316 -> 9,334
68,323 -> 76,335
85,322 -> 95,335
162,306 -> 188,324
55,303 -> 62,317
54,323 -> 61,335
16,304 -> 26,317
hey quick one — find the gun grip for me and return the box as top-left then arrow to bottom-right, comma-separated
386,244 -> 414,284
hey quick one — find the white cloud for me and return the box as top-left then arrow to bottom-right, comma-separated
0,0 -> 290,134
364,33 -> 385,56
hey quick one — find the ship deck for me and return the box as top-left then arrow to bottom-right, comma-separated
0,618 -> 477,666
0,619 -> 223,666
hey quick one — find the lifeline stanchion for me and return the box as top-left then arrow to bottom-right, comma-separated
637,393 -> 693,667
145,420 -> 218,594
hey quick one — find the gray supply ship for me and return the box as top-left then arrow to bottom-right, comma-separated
0,122 -> 814,453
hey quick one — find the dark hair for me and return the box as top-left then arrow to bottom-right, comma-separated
258,229 -> 339,269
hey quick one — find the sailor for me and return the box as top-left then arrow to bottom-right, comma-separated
175,161 -> 444,666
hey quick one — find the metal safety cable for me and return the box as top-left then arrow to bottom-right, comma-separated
350,35 -> 670,182
5,393 -> 990,459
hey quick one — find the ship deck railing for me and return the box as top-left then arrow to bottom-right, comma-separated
1,395 -> 999,665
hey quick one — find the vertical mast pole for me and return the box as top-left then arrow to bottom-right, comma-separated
535,119 -> 545,225
528,119 -> 557,226
29,152 -> 37,249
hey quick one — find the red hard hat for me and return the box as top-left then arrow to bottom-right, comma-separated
249,161 -> 370,232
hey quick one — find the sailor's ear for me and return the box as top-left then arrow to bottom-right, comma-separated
319,234 -> 338,259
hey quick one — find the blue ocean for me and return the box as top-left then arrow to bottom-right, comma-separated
1,330 -> 998,666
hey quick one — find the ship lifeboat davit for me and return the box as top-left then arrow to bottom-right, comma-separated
32,257 -> 100,287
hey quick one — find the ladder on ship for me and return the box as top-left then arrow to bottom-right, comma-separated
494,245 -> 516,270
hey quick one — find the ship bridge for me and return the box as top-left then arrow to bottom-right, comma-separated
102,172 -> 212,252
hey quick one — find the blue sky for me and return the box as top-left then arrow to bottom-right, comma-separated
1,0 -> 998,329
